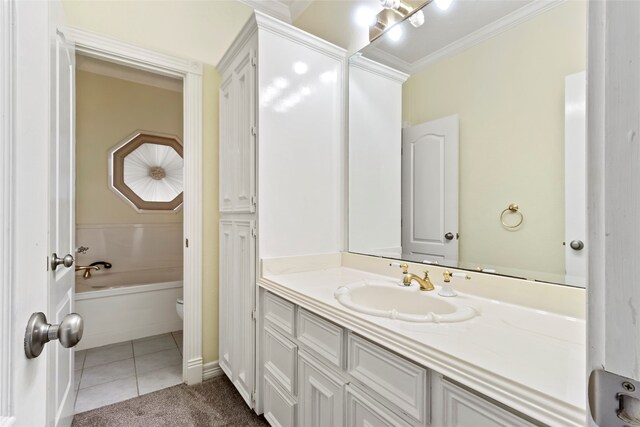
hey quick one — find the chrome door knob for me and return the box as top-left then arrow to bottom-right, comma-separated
51,253 -> 74,271
444,232 -> 454,240
570,240 -> 585,251
24,312 -> 84,359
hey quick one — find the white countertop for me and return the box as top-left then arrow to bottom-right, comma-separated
259,265 -> 585,427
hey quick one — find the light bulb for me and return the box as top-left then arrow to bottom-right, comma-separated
355,6 -> 377,27
409,10 -> 424,28
435,0 -> 453,11
387,25 -> 403,42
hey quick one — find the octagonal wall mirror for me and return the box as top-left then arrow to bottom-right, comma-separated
108,131 -> 184,213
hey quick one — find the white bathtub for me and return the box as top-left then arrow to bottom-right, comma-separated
75,267 -> 183,350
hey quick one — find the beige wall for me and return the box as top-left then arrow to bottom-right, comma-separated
76,70 -> 183,225
63,0 -> 252,364
402,1 -> 586,278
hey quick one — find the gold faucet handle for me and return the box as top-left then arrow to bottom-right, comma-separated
389,262 -> 409,274
444,271 -> 471,282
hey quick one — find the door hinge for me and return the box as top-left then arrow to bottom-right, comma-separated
250,56 -> 257,67
185,238 -> 189,248
250,126 -> 257,136
251,195 -> 257,207
251,310 -> 257,320
251,227 -> 257,238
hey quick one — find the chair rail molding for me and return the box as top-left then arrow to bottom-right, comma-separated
64,26 -> 204,385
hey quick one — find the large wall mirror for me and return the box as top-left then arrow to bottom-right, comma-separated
349,0 -> 587,286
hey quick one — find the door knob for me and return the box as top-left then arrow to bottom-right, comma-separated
444,232 -> 455,241
570,240 -> 585,251
24,312 -> 84,359
51,253 -> 74,271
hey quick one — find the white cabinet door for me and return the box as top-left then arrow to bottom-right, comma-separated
219,48 -> 256,214
219,77 -> 234,213
442,381 -> 534,427
298,351 -> 346,427
232,220 -> 256,406
218,220 -> 234,378
219,219 -> 256,408
232,49 -> 256,213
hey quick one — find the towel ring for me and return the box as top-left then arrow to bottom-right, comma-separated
500,203 -> 523,229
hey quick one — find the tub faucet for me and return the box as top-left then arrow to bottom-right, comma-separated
390,262 -> 435,291
75,265 -> 100,279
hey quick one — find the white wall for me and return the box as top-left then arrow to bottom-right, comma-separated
349,56 -> 407,255
257,28 -> 346,258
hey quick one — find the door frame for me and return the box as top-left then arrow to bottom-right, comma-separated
62,26 -> 205,385
0,0 -> 14,425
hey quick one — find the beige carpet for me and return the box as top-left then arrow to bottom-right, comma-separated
72,375 -> 269,427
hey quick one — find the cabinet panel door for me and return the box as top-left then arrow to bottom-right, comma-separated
233,220 -> 256,407
345,385 -> 411,427
218,220 -> 234,378
232,49 -> 256,213
264,374 -> 296,427
219,77 -> 234,212
298,351 -> 346,427
443,381 -> 534,427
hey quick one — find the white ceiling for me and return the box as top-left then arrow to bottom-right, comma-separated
362,0 -> 563,73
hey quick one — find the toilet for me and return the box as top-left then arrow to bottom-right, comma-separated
176,298 -> 184,320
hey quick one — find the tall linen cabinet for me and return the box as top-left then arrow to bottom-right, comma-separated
217,11 -> 346,412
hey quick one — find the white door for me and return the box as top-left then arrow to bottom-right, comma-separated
402,115 -> 459,263
47,29 -> 77,427
10,3 -> 79,425
564,72 -> 587,287
588,3 -> 640,427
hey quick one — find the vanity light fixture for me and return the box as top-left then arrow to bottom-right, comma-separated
370,0 -> 430,41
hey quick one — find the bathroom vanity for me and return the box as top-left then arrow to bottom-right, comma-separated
257,254 -> 585,427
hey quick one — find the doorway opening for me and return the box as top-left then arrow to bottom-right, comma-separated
72,54 -> 186,413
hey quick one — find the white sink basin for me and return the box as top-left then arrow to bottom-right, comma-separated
334,280 -> 477,323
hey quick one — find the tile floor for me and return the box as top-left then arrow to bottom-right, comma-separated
74,331 -> 183,414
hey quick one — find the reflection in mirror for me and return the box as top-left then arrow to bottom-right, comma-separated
108,132 -> 184,212
349,0 -> 587,286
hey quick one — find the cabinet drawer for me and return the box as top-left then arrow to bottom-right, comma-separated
264,325 -> 297,396
443,380 -> 535,427
264,291 -> 296,337
264,373 -> 296,427
346,384 -> 411,427
347,333 -> 429,426
297,308 -> 344,369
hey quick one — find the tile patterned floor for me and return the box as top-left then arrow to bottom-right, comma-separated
74,331 -> 184,414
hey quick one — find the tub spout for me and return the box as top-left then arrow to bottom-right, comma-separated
75,265 -> 100,279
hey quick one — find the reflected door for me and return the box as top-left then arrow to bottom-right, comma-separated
565,72 -> 587,287
402,115 -> 459,263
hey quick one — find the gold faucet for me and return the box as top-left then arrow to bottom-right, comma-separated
392,262 -> 435,291
75,265 -> 100,279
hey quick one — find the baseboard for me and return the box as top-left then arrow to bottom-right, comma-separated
202,360 -> 224,381
185,357 -> 203,385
